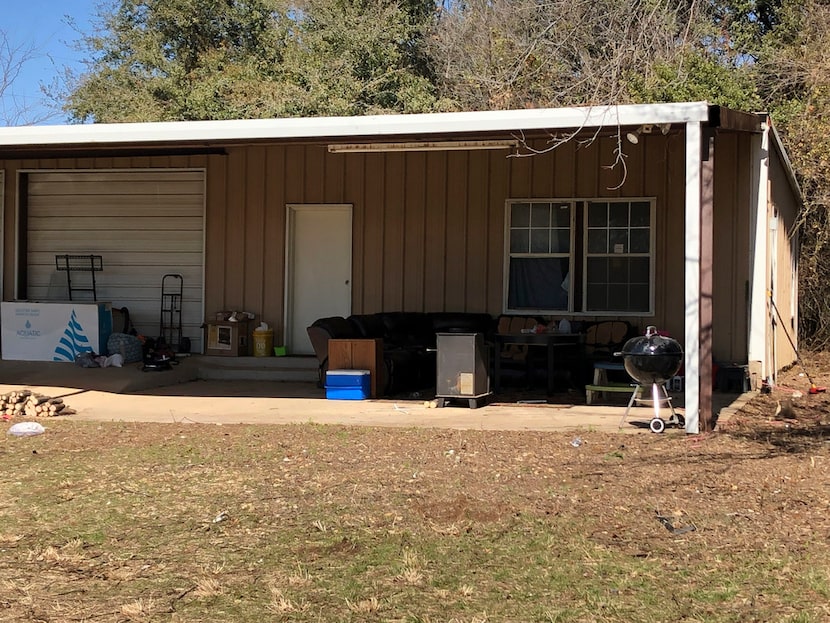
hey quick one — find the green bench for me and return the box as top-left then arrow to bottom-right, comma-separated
585,382 -> 635,405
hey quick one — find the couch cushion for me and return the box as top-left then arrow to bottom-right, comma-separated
378,312 -> 434,348
430,312 -> 494,337
347,314 -> 386,339
309,316 -> 360,339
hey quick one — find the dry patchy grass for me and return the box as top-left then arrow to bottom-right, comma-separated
1,356 -> 830,621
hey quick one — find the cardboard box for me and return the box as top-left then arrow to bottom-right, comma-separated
205,321 -> 250,356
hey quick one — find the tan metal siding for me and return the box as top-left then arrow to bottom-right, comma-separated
486,152 -> 509,313
423,152 -> 448,311
0,131 -> 764,363
315,137 -> 687,336
444,153 -> 469,311
263,146 -> 287,328
403,153 -> 426,311
662,137 -> 689,340
2,160 -> 20,301
203,154 -> 228,325
769,148 -> 800,370
224,149 -> 247,309
243,146 -> 267,321
645,135 -> 679,337
598,136 -> 622,195
362,153 -> 385,311
552,140 -> 577,197
576,140 -> 600,197
383,153 -> 406,310
466,150 -> 490,312
710,133 -> 752,364
343,154 -> 364,312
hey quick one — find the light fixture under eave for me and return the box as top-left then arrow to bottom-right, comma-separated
626,122 -> 672,144
328,139 -> 520,153
625,130 -> 641,145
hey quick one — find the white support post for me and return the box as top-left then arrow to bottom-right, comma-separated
684,122 -> 701,434
748,124 -> 770,378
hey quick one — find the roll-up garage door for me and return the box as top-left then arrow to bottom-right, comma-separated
26,170 -> 205,351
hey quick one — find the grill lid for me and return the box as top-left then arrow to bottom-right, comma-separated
619,326 -> 683,385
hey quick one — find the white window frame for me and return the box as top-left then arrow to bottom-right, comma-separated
502,197 -> 656,317
503,199 -> 575,315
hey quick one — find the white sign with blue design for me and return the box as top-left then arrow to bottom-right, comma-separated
1,302 -> 112,361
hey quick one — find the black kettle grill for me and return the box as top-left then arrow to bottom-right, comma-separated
617,326 -> 684,432
619,326 -> 683,385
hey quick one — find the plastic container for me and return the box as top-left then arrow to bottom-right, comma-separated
252,328 -> 274,357
325,369 -> 370,400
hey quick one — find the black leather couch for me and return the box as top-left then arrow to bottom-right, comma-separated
307,311 -> 496,395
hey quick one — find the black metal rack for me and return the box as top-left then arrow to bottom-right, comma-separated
159,273 -> 184,350
55,254 -> 103,301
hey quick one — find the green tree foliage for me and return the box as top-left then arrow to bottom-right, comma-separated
626,52 -> 760,110
426,0 -> 760,110
274,0 -> 438,115
430,0 -> 679,109
64,0 -> 438,122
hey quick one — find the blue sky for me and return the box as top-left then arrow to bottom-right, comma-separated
0,0 -> 97,125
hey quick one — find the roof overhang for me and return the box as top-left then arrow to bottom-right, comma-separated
765,116 -> 803,209
0,101 -> 715,150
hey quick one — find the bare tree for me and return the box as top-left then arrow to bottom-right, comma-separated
0,30 -> 61,126
427,0 -> 704,111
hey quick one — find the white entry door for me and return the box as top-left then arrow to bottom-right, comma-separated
285,204 -> 352,354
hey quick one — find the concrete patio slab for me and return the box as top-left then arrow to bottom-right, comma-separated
0,356 -> 747,433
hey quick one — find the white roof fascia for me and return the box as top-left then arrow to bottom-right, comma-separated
0,101 -> 711,147
765,118 -> 803,206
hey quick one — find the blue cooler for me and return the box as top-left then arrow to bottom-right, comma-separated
325,369 -> 371,400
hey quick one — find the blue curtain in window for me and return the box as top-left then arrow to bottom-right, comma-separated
508,257 -> 569,310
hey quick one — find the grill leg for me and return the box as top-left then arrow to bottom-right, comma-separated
619,385 -> 640,429
652,383 -> 661,421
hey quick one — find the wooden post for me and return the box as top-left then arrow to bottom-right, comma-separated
700,129 -> 715,432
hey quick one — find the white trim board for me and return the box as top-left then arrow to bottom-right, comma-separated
0,102 -> 712,147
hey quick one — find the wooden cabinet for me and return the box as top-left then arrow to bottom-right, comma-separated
327,338 -> 385,398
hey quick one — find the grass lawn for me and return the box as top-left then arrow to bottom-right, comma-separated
1,412 -> 829,622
